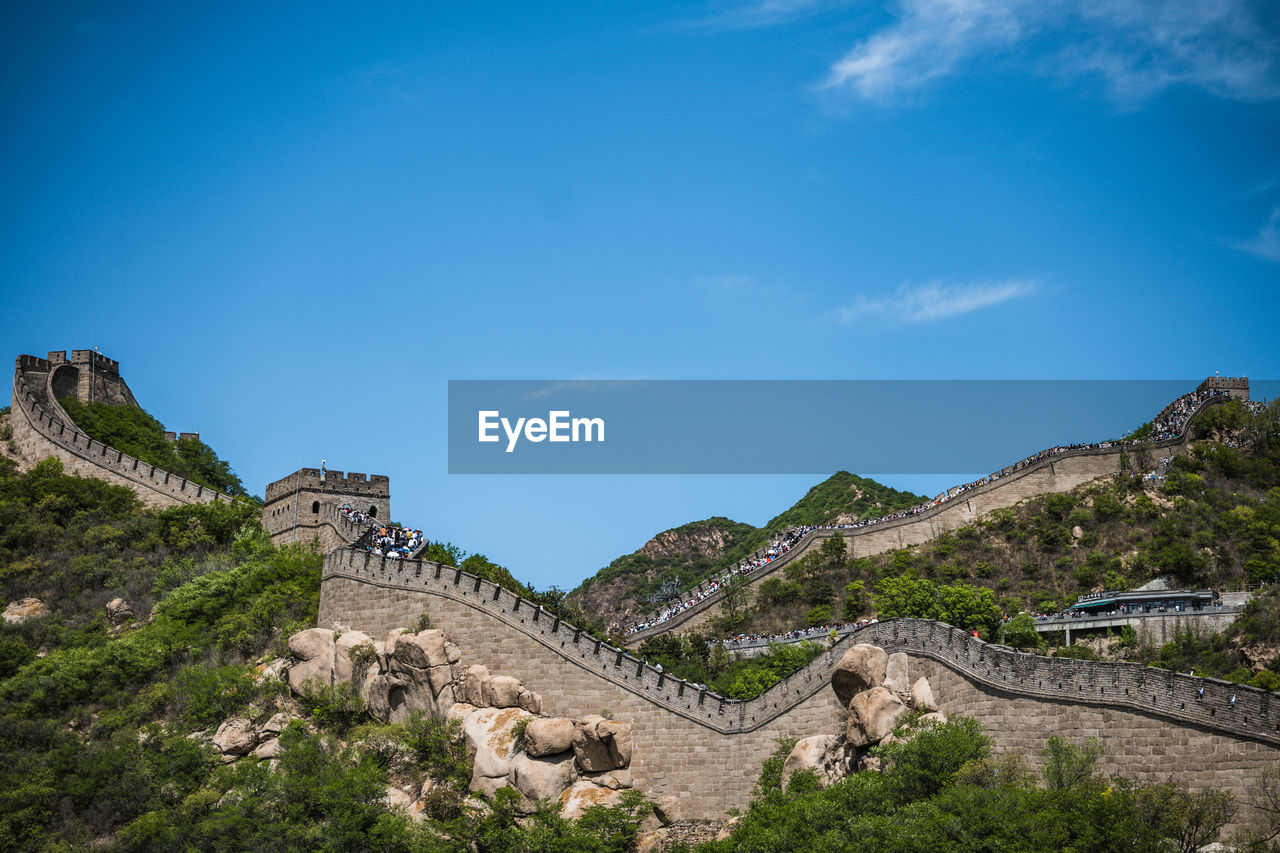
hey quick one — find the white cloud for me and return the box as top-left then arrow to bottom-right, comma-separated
837,278 -> 1038,323
1234,207 -> 1280,262
696,0 -> 854,29
818,0 -> 1280,103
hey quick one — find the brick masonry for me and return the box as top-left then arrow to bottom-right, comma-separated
318,547 -> 1280,826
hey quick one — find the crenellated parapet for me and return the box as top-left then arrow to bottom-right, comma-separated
320,546 -> 1279,745
317,545 -> 1280,823
262,469 -> 391,546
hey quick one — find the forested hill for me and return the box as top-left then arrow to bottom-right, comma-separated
568,472 -> 926,632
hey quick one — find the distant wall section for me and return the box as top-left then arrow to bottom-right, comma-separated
9,353 -> 234,508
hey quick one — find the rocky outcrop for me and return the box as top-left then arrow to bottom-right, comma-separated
280,624 -> 637,819
287,628 -> 336,693
782,642 -> 948,791
3,597 -> 48,624
525,717 -> 576,757
105,597 -> 133,622
830,643 -> 888,706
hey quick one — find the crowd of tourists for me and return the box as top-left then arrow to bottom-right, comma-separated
339,504 -> 374,527
720,618 -> 880,648
622,387 -> 1235,636
339,504 -> 425,559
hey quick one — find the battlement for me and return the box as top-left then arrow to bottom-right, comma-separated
264,468 -> 392,502
69,349 -> 120,376
1198,376 -> 1249,397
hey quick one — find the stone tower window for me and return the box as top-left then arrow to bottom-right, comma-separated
368,505 -> 378,518
311,501 -> 319,514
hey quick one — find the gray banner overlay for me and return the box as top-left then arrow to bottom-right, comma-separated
447,380 -> 1276,475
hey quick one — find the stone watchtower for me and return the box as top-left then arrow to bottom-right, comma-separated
46,349 -> 139,408
263,467 -> 391,548
1197,376 -> 1250,400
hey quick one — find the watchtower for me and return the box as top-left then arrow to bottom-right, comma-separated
263,467 -> 391,546
1197,376 -> 1250,400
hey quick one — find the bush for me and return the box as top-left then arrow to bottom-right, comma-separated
296,681 -> 367,735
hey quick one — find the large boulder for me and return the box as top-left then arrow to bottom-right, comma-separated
910,676 -> 937,712
559,781 -> 624,821
781,734 -> 839,790
3,598 -> 48,625
509,751 -> 575,806
485,675 -> 523,709
390,630 -> 452,669
463,665 -> 490,707
846,686 -> 910,748
884,652 -> 910,694
287,628 -> 336,693
525,717 -> 576,757
572,716 -> 632,772
334,631 -> 375,685
517,687 -> 543,715
831,644 -> 887,706
212,717 -> 257,755
464,706 -> 535,795
105,597 -> 133,623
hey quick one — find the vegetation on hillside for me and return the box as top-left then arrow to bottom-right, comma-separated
578,517 -> 756,602
636,633 -> 825,699
57,397 -> 252,498
710,402 -> 1279,645
0,455 -> 649,850
569,473 -> 926,629
718,471 -> 928,570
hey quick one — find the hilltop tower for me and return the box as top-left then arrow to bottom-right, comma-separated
1197,375 -> 1249,399
46,349 -> 139,408
263,467 -> 391,548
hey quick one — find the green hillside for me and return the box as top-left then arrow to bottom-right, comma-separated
568,472 -> 926,633
58,397 -> 251,499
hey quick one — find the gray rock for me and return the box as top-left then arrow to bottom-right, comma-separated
525,717 -> 575,757
105,597 -> 133,622
3,598 -> 48,625
485,675 -> 523,709
572,716 -> 632,772
884,652 -> 910,693
287,628 -> 336,694
212,717 -> 257,755
831,644 -> 887,706
509,751 -> 575,805
910,676 -> 937,712
781,734 -> 839,790
846,686 -> 910,748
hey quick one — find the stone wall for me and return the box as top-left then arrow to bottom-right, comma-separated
262,470 -> 390,547
628,431 -> 1199,642
318,547 -> 1280,824
9,355 -> 234,509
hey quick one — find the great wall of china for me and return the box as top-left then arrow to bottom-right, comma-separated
626,382 -> 1249,642
8,350 -> 1278,825
8,352 -> 237,508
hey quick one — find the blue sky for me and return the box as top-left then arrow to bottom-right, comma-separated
3,1 -> 1278,591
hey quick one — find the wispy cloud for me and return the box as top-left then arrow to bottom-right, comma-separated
815,0 -> 1280,104
1234,207 -> 1280,262
691,273 -> 756,291
837,279 -> 1038,324
694,0 -> 855,30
